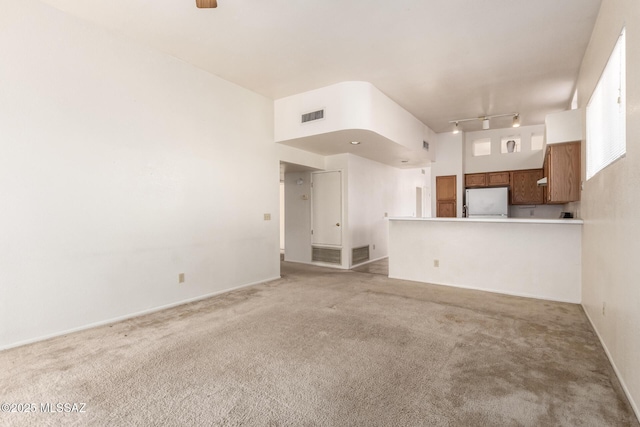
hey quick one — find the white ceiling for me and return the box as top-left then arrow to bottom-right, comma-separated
39,0 -> 601,139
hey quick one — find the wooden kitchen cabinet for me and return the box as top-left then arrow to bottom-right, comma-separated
436,175 -> 457,217
465,171 -> 510,188
437,201 -> 456,217
510,169 -> 544,205
487,171 -> 510,187
465,173 -> 487,188
544,141 -> 581,204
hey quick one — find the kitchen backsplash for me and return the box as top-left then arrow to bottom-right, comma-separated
509,204 -> 565,219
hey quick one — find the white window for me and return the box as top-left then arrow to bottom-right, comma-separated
501,136 -> 521,154
531,134 -> 544,151
472,138 -> 491,156
586,27 -> 626,180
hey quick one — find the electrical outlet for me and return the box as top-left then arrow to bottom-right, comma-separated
384,212 -> 388,217
264,213 -> 271,221
602,302 -> 606,316
372,244 -> 376,250
434,259 -> 439,267
178,273 -> 185,284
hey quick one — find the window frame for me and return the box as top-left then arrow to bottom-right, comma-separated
586,27 -> 626,180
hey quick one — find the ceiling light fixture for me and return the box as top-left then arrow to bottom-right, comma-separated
350,141 -> 361,145
449,113 -> 520,133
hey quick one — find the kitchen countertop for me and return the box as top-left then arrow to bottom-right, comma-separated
388,217 -> 583,225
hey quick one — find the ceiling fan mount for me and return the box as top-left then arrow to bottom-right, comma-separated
196,0 -> 217,8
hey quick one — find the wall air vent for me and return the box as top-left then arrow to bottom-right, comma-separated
312,246 -> 341,264
301,109 -> 324,123
423,140 -> 429,151
352,246 -> 370,265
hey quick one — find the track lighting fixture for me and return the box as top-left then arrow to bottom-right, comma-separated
448,113 -> 520,133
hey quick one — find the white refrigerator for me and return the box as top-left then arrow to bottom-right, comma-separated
465,187 -> 509,217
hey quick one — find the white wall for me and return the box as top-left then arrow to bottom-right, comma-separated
577,0 -> 640,416
432,132 -> 464,217
0,0 -> 279,349
275,81 -> 431,155
464,125 -> 546,173
278,144 -> 326,171
545,109 -> 584,144
389,219 -> 582,303
397,168 -> 432,219
347,155 -> 430,265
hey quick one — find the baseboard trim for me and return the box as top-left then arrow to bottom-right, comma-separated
351,255 -> 387,269
582,305 -> 640,422
388,274 -> 580,304
0,276 -> 281,352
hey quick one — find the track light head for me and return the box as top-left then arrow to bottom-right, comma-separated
449,112 -> 517,131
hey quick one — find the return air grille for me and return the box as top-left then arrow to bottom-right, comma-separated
312,246 -> 341,264
301,109 -> 324,123
352,246 -> 370,264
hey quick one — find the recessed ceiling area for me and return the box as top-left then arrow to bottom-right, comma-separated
279,129 -> 431,169
38,0 -> 601,133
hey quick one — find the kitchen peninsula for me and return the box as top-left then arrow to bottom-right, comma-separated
388,217 -> 582,303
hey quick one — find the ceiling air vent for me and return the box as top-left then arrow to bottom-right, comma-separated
301,109 -> 324,123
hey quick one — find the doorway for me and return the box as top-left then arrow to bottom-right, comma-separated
279,161 -> 322,265
279,181 -> 285,260
311,171 -> 342,247
416,186 -> 423,217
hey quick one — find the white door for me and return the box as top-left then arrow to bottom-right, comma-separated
311,171 -> 342,246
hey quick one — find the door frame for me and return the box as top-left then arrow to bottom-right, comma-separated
310,170 -> 343,247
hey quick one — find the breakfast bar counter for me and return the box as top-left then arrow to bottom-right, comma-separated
388,217 -> 582,303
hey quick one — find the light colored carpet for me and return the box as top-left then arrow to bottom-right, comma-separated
1,262 -> 638,426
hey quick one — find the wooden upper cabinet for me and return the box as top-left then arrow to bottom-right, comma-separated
545,141 -> 581,204
465,172 -> 510,188
487,172 -> 510,187
465,173 -> 487,188
510,169 -> 544,205
436,175 -> 457,217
